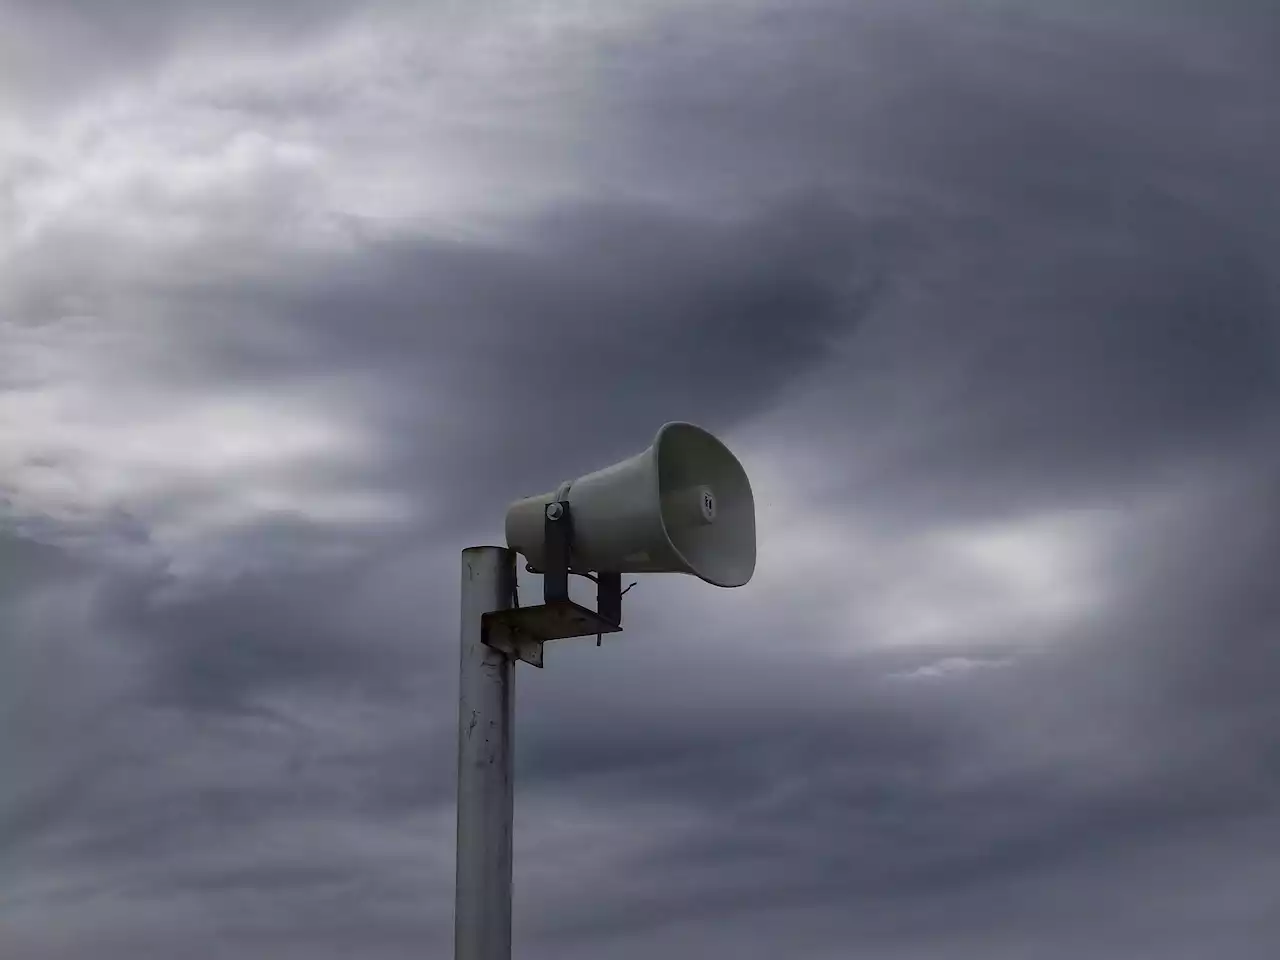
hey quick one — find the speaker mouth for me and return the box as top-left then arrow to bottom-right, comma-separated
654,422 -> 756,588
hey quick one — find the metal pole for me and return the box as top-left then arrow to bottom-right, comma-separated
455,546 -> 517,960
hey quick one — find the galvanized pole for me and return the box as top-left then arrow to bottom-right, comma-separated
455,546 -> 517,960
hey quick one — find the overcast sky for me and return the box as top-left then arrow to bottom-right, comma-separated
3,1 -> 1280,957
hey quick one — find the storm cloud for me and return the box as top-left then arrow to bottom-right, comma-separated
3,1 -> 1279,957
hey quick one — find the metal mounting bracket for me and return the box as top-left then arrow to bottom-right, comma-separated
481,501 -> 624,667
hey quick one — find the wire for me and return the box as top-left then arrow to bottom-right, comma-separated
522,564 -> 637,596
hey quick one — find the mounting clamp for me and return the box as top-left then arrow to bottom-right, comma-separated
481,501 -> 624,668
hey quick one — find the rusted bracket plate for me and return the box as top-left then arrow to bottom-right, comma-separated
482,600 -> 622,669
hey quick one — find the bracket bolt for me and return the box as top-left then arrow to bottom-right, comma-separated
545,502 -> 565,521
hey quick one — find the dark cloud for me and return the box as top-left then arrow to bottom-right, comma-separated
195,193 -> 890,522
3,1 -> 1280,959
0,0 -> 364,110
0,531 -> 86,598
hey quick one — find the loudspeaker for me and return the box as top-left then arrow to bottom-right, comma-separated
505,422 -> 756,588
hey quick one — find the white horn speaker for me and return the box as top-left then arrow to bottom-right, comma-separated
504,422 -> 756,587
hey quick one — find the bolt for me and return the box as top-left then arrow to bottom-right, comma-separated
545,502 -> 564,521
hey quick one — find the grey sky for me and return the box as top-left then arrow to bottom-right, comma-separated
3,1 -> 1279,957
